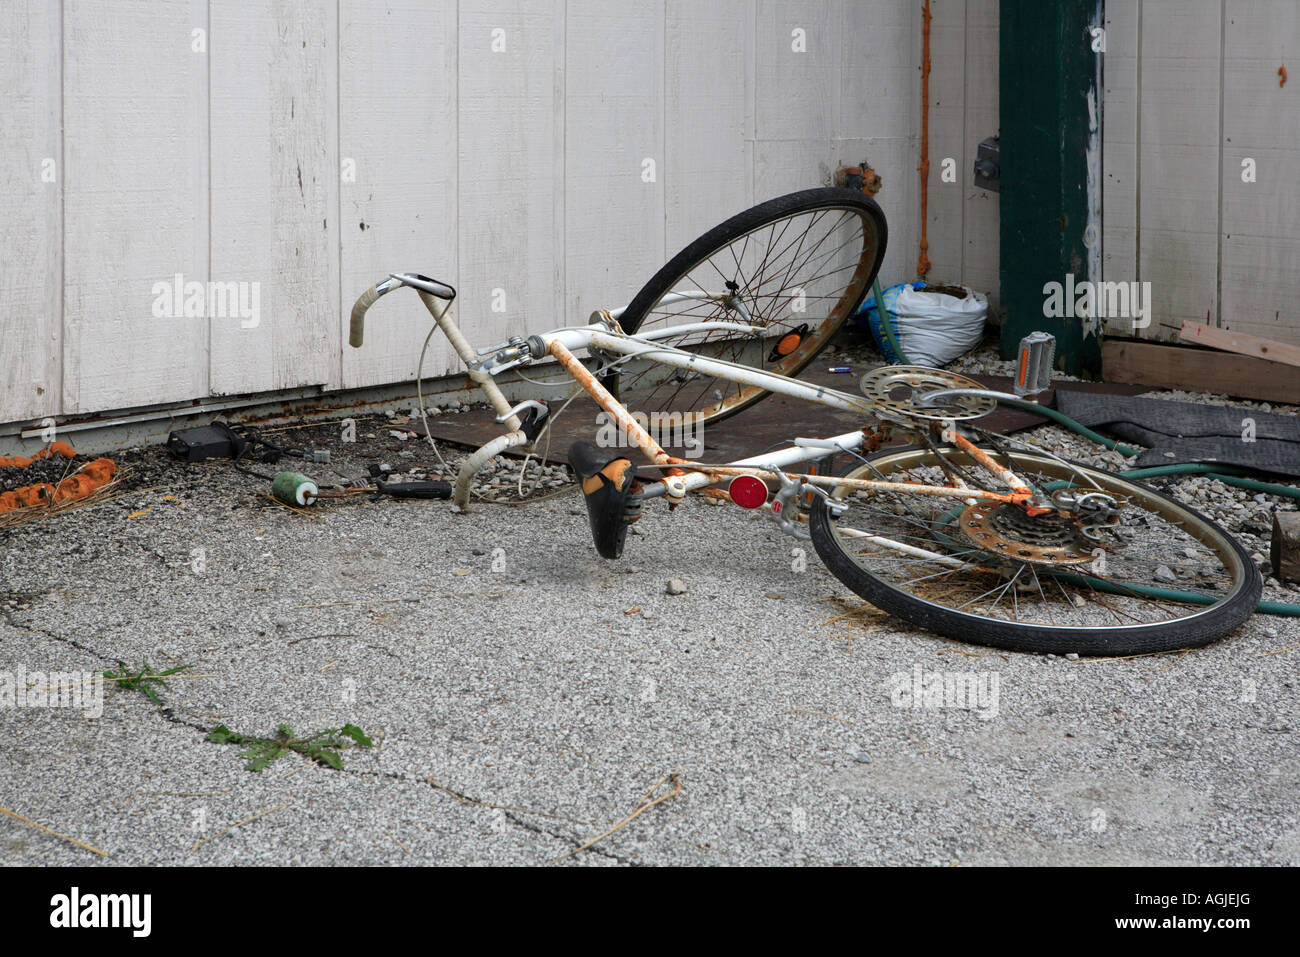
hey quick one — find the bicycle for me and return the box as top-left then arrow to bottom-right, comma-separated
347,188 -> 1262,656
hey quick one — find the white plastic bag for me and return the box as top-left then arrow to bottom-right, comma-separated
891,284 -> 987,367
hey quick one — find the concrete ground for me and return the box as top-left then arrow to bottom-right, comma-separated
1,418 -> 1298,866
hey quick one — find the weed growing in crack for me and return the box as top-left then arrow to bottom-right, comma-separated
103,662 -> 192,706
206,723 -> 373,771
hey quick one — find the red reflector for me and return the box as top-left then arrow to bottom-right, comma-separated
728,475 -> 768,509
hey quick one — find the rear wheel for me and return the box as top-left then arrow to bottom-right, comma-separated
808,444 -> 1262,656
611,188 -> 887,427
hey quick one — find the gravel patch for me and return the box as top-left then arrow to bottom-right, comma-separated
1,398 -> 1296,866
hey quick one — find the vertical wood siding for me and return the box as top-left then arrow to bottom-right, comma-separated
2,0 -> 999,428
1102,0 -> 1300,345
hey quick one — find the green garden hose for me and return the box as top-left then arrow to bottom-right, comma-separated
1118,463 -> 1300,500
872,278 -> 910,365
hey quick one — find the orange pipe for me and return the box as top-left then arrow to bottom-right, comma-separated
545,339 -> 687,477
917,0 -> 933,279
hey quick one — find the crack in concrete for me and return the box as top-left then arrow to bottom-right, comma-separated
2,616 -> 637,864
410,770 -> 636,866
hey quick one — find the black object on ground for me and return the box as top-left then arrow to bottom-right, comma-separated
373,479 -> 452,500
1055,392 -> 1300,477
166,423 -> 247,462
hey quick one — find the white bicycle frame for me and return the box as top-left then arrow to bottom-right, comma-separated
349,273 -> 1040,567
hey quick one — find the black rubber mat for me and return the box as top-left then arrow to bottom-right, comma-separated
1055,391 -> 1300,477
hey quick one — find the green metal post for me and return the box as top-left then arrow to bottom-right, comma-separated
999,0 -> 1104,376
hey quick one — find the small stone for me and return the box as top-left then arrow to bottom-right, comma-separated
854,752 -> 872,764
1154,565 -> 1177,583
764,592 -> 785,600
666,579 -> 687,595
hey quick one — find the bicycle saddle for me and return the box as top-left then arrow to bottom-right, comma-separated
568,441 -> 640,559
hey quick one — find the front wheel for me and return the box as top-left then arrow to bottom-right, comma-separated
611,188 -> 887,427
808,444 -> 1262,656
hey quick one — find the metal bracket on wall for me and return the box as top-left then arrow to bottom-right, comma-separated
973,136 -> 1000,192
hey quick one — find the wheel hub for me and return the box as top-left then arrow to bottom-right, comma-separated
957,503 -> 1095,564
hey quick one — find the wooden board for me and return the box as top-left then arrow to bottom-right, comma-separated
960,0 -> 999,306
921,0 -> 967,285
564,1 -> 666,322
1101,0 -> 1140,337
457,1 -> 564,361
1102,339 -> 1300,404
0,2 -> 61,423
62,0 -> 210,413
1179,321 -> 1300,369
665,0 -> 751,255
0,2 -> 1039,434
837,0 -> 919,288
1219,0 -> 1300,347
339,0 -> 458,389
209,0 -> 339,396
1137,0 -> 1222,338
752,0 -> 841,200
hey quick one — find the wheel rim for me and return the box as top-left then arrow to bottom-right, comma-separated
824,447 -> 1253,633
615,202 -> 882,424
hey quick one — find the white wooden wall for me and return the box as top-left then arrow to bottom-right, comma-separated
13,2 -> 1295,428
1,0 -> 1003,429
921,0 -> 1001,304
1103,0 -> 1300,345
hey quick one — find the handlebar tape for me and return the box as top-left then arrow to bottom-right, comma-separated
349,285 -> 381,348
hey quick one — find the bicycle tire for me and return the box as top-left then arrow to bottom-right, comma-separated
808,445 -> 1262,656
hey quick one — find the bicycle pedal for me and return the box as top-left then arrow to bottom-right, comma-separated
1014,332 -> 1056,396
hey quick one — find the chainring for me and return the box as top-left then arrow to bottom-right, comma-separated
859,366 -> 997,423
